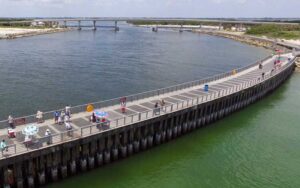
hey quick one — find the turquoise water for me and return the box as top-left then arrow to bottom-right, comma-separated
47,73 -> 300,188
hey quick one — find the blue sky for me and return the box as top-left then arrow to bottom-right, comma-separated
0,0 -> 299,18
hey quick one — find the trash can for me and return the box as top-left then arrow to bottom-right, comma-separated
204,84 -> 209,92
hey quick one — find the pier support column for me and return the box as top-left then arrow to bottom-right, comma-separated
81,144 -> 89,171
38,156 -> 46,186
27,160 -> 34,188
70,145 -> 80,175
15,163 -> 23,188
51,152 -> 60,182
61,148 -> 70,179
88,141 -> 97,169
4,167 -> 14,188
120,131 -> 128,158
127,129 -> 134,156
112,134 -> 119,161
63,20 -> 67,28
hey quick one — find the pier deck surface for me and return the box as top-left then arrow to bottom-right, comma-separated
0,53 -> 294,159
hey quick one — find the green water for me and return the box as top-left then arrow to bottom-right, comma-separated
47,73 -> 300,188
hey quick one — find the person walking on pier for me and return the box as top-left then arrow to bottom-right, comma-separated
65,122 -> 73,136
259,62 -> 263,69
65,105 -> 71,117
154,102 -> 160,115
90,112 -> 96,123
54,111 -> 59,124
160,99 -> 166,112
120,97 -> 127,113
45,129 -> 52,145
8,115 -> 14,128
0,139 -> 8,153
36,111 -> 43,123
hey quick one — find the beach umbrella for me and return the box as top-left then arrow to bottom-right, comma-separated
94,110 -> 108,118
22,124 -> 39,136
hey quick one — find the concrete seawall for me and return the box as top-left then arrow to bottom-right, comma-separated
0,57 -> 295,188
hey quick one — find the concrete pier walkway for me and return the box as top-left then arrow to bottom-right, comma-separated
0,53 -> 295,159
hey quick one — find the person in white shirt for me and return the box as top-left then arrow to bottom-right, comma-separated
65,105 -> 71,117
65,122 -> 72,130
64,115 -> 70,123
45,129 -> 52,145
8,115 -> 14,128
36,111 -> 43,123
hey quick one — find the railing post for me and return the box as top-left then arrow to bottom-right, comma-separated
171,104 -> 173,111
197,97 -> 199,104
124,117 -> 126,125
81,128 -> 83,137
138,113 -> 141,121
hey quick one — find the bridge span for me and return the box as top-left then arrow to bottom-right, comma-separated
0,52 -> 297,187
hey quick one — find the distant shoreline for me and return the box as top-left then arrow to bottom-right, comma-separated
133,24 -> 300,50
0,27 -> 74,39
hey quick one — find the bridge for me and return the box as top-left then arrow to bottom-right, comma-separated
0,48 -> 298,187
1,17 -> 299,31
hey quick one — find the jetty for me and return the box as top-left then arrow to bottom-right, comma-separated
0,48 -> 299,187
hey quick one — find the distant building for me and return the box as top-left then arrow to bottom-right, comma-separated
31,21 -> 45,27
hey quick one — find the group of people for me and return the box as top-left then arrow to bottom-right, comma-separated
54,105 -> 71,125
54,105 -> 72,129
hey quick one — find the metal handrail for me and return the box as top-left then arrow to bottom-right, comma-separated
0,55 -> 273,128
0,57 -> 294,159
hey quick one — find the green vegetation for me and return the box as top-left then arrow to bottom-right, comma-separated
246,24 -> 300,39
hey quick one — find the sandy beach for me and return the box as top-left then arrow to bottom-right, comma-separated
0,27 -> 72,39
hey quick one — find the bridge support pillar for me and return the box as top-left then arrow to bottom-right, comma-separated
115,21 -> 119,31
179,24 -> 183,33
63,20 -> 67,28
93,20 -> 97,31
152,26 -> 158,32
78,20 -> 82,30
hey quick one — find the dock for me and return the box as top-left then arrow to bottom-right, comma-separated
0,52 -> 297,188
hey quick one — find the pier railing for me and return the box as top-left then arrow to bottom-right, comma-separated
0,55 -> 272,128
1,57 -> 295,159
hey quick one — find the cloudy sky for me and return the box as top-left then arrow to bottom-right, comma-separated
0,0 -> 299,18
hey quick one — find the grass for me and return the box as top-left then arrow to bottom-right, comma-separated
246,24 -> 300,39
